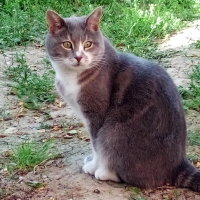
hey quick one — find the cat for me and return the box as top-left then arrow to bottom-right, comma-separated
45,7 -> 200,191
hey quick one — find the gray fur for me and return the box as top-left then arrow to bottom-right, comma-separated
46,8 -> 200,191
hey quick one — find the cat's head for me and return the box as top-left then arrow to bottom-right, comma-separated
45,7 -> 104,72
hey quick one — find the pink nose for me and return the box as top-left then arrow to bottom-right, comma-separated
74,56 -> 82,63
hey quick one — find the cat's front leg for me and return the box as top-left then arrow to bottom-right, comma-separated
82,151 -> 98,175
94,159 -> 120,182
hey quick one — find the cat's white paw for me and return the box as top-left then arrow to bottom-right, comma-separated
82,157 -> 97,175
94,167 -> 120,182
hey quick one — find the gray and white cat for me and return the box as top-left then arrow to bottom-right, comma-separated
45,7 -> 200,191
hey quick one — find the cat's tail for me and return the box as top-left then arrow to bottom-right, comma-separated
173,158 -> 200,192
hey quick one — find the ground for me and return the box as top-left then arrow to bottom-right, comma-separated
0,21 -> 200,200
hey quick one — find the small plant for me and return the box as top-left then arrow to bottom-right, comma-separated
5,54 -> 56,110
39,122 -> 52,130
187,130 -> 200,162
128,187 -> 146,200
195,40 -> 200,48
188,130 -> 200,146
179,65 -> 200,110
9,140 -> 56,171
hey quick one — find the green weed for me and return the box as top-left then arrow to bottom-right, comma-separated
128,187 -> 146,200
195,40 -> 200,48
188,130 -> 200,146
179,65 -> 200,110
9,140 -> 56,171
5,54 -> 56,110
39,122 -> 52,130
0,0 -> 200,57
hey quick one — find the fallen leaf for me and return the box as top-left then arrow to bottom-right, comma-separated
63,134 -> 73,139
34,42 -> 43,48
2,150 -> 12,157
16,114 -> 25,118
18,102 -> 24,106
78,136 -> 90,142
52,125 -> 60,131
68,129 -> 78,135
196,162 -> 200,167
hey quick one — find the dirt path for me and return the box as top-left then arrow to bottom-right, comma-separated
0,20 -> 200,200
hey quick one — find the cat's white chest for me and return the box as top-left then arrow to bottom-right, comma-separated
55,71 -> 89,130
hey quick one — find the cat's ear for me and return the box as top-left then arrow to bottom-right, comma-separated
46,10 -> 65,34
86,7 -> 102,31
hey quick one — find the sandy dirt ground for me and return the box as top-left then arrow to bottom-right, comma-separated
0,20 -> 200,200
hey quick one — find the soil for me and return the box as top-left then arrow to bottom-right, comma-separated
0,20 -> 200,200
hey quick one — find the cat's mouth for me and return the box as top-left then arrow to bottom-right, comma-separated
73,61 -> 85,67
74,62 -> 82,67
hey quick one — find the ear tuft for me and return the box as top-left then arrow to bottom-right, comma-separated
46,10 -> 65,34
86,7 -> 103,31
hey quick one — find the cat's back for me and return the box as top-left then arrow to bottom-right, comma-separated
119,52 -> 170,81
111,51 -> 184,122
117,52 -> 180,100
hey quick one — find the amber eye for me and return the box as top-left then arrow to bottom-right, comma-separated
84,41 -> 92,49
63,41 -> 72,49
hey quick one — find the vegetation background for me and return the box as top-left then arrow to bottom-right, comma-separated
0,0 -> 200,199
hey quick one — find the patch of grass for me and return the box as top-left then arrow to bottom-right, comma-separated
39,122 -> 52,130
5,54 -> 56,110
8,140 -> 56,171
195,40 -> 200,48
179,65 -> 200,110
128,187 -> 147,200
187,130 -> 200,162
0,0 -> 200,57
188,130 -> 200,146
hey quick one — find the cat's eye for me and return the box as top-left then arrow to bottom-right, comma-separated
63,41 -> 72,49
84,41 -> 93,49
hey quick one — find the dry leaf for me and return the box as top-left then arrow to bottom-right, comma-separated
52,125 -> 60,131
18,102 -> 24,106
196,162 -> 200,167
68,129 -> 78,135
63,134 -> 73,139
16,114 -> 25,118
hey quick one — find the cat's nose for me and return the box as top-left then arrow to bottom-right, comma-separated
74,56 -> 83,63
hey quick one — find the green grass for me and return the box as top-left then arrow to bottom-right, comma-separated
0,0 -> 200,57
195,40 -> 200,48
5,54 -> 56,110
8,140 -> 56,171
179,65 -> 200,111
188,130 -> 200,146
128,187 -> 147,200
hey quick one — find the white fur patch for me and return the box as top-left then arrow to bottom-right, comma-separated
52,60 -> 90,130
83,149 -> 119,182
